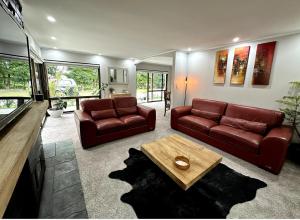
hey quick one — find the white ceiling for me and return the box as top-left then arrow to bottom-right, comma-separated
141,56 -> 173,66
22,0 -> 300,59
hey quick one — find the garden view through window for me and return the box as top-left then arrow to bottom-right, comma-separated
47,63 -> 100,111
136,70 -> 168,103
0,56 -> 31,114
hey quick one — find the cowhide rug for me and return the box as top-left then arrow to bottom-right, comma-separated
109,148 -> 267,218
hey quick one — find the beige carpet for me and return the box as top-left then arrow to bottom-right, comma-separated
42,102 -> 300,218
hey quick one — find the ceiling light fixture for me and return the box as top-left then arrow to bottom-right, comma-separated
98,53 -> 102,56
47,15 -> 56,23
188,48 -> 192,52
232,37 -> 240,42
53,47 -> 57,49
51,36 -> 57,40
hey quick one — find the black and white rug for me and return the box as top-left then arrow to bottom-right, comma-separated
109,148 -> 267,218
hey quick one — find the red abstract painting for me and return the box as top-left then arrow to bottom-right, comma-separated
252,41 -> 276,85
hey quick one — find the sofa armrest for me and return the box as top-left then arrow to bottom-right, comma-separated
259,126 -> 293,174
74,110 -> 97,148
171,106 -> 192,129
74,110 -> 94,122
172,106 -> 192,118
137,105 -> 156,130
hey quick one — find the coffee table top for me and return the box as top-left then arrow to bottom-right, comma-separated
141,134 -> 222,190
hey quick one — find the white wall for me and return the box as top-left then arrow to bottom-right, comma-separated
174,33 -> 300,110
0,40 -> 28,57
41,49 -> 136,96
172,52 -> 188,107
27,32 -> 43,62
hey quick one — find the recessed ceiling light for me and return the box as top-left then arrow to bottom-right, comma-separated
51,36 -> 57,40
232,37 -> 240,42
188,48 -> 192,52
47,15 -> 56,23
98,53 -> 102,56
53,47 -> 57,49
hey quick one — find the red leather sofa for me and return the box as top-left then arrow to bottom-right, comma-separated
74,97 -> 156,148
171,98 -> 293,174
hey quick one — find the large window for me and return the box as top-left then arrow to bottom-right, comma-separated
46,63 -> 100,111
136,70 -> 168,103
0,57 -> 31,113
0,57 -> 31,97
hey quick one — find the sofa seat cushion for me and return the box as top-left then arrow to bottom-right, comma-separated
210,125 -> 263,154
178,115 -> 218,134
120,114 -> 146,128
95,118 -> 125,133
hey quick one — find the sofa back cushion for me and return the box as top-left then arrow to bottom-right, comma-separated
80,99 -> 115,115
113,96 -> 138,116
91,109 -> 117,120
220,116 -> 267,135
191,98 -> 227,122
191,109 -> 221,122
225,104 -> 284,130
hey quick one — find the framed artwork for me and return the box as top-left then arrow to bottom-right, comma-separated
213,49 -> 228,84
230,46 -> 250,85
252,41 -> 276,85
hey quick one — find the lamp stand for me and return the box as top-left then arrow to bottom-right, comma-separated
184,76 -> 187,106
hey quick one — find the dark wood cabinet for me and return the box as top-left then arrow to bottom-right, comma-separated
3,130 -> 45,218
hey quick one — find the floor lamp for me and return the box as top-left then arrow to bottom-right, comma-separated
183,76 -> 188,106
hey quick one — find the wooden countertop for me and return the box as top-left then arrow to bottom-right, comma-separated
109,92 -> 131,98
0,101 -> 48,217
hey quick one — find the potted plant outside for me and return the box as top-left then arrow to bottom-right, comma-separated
48,98 -> 67,118
93,83 -> 109,98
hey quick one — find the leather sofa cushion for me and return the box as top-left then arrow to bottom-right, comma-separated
210,125 -> 263,154
192,98 -> 227,115
113,97 -> 138,116
191,109 -> 221,122
116,106 -> 138,116
225,104 -> 284,129
91,109 -> 117,120
95,118 -> 125,133
220,116 -> 267,135
120,114 -> 146,128
80,99 -> 114,114
178,115 -> 218,134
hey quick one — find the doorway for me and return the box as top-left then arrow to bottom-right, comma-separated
136,70 -> 168,103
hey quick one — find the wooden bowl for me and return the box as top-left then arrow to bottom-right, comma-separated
174,156 -> 190,170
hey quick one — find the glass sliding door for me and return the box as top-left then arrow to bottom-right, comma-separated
136,70 -> 168,103
136,70 -> 148,103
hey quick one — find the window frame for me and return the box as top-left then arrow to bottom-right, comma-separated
45,60 -> 101,112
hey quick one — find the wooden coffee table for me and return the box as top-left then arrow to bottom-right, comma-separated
141,134 -> 222,190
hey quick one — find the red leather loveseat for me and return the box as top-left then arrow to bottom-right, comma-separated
171,98 -> 293,174
74,97 -> 156,148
